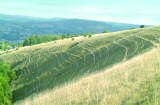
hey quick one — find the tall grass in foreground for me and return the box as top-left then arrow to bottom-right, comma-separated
15,47 -> 160,105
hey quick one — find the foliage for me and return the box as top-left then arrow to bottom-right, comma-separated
0,61 -> 16,105
83,34 -> 87,37
140,25 -> 145,28
23,33 -> 94,46
23,35 -> 63,46
130,27 -> 136,30
103,29 -> 110,33
88,34 -> 92,37
0,42 -> 15,51
71,38 -> 74,41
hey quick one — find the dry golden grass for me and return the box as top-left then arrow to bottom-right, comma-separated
15,46 -> 160,105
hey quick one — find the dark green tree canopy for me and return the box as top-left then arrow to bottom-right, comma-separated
140,25 -> 145,28
103,29 -> 110,33
0,61 -> 16,105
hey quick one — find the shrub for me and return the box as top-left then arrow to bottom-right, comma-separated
103,29 -> 110,33
83,34 -> 87,37
71,38 -> 74,41
0,61 -> 16,105
130,28 -> 135,30
88,34 -> 92,37
140,25 -> 145,28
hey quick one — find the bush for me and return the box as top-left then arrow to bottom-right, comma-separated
103,29 -> 110,33
71,38 -> 74,41
88,34 -> 92,37
130,28 -> 135,30
140,25 -> 145,28
83,34 -> 87,37
0,61 -> 16,105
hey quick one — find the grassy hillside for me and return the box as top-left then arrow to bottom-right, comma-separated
0,26 -> 160,103
15,46 -> 160,105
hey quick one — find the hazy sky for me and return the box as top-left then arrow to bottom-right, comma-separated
0,0 -> 160,25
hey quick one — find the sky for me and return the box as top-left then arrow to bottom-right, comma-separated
0,0 -> 160,25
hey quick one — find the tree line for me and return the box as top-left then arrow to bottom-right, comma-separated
22,33 -> 97,46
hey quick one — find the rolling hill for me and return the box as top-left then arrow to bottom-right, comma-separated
0,27 -> 160,105
0,14 -> 140,42
15,42 -> 160,105
0,26 -> 160,104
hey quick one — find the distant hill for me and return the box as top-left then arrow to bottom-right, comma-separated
0,14 -> 140,42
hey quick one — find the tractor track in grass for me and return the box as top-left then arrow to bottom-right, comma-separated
26,55 -> 31,75
52,52 -> 64,69
133,36 -> 145,53
124,38 -> 138,55
47,68 -> 57,86
65,52 -> 82,59
13,53 -> 21,60
85,43 -> 97,72
98,49 -> 101,70
135,35 -> 158,47
36,53 -> 40,68
112,41 -> 128,61
104,46 -> 110,62
56,47 -> 66,62
90,51 -> 96,70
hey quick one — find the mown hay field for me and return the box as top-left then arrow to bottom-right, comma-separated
0,26 -> 160,103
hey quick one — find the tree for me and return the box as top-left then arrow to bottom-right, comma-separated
83,34 -> 87,37
88,34 -> 92,37
71,38 -> 74,41
0,61 -> 16,105
23,38 -> 30,46
140,25 -> 145,28
130,28 -> 135,30
103,29 -> 110,33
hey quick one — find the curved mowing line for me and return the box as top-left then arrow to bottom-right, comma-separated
91,51 -> 96,67
139,37 -> 145,52
112,41 -> 128,61
124,38 -> 138,55
36,53 -> 40,68
47,67 -> 59,86
75,61 -> 79,71
13,53 -> 22,61
84,43 -> 97,71
104,46 -> 110,62
52,52 -> 64,69
65,52 -> 81,59
56,47 -> 66,62
98,49 -> 101,70
26,55 -> 31,75
47,67 -> 60,87
135,35 -> 158,47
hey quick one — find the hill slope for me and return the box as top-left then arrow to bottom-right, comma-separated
0,26 -> 160,103
0,14 -> 140,42
15,44 -> 160,105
